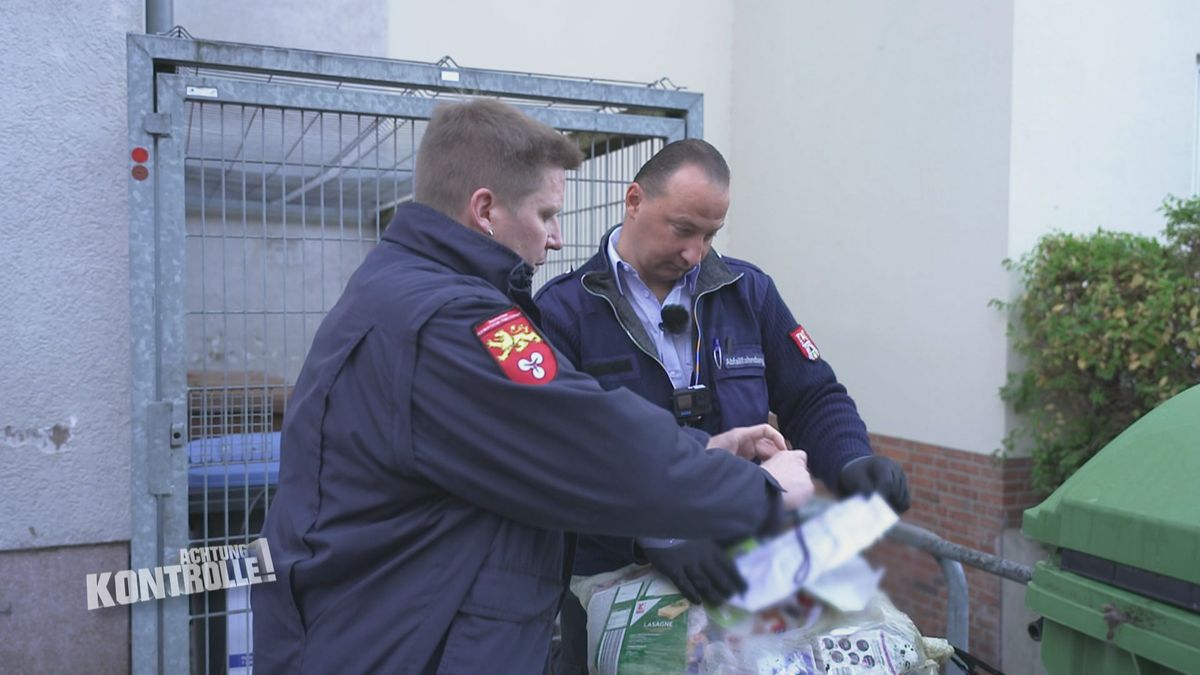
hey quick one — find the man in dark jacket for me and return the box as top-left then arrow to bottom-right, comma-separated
536,139 -> 910,674
251,101 -> 815,674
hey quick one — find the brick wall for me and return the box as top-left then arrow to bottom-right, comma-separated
863,434 -> 1042,669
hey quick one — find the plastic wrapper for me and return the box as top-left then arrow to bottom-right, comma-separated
571,564 -> 950,675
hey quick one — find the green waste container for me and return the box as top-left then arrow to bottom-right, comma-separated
1022,383 -> 1200,675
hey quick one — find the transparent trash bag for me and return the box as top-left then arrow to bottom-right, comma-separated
571,564 -> 952,675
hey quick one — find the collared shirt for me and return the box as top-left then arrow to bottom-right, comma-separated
608,227 -> 699,389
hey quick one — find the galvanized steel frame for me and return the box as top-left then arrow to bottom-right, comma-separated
128,32 -> 700,673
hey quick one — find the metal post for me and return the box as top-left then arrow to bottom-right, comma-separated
146,0 -> 173,35
881,522 -> 973,672
938,556 -> 969,675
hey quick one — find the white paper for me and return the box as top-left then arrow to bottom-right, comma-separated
731,494 -> 898,612
805,555 -> 884,613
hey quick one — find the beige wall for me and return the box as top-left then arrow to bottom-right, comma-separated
1,0 -> 140,552
176,0 -> 390,56
730,1 -> 1015,455
387,0 -> 737,186
1008,0 -> 1200,260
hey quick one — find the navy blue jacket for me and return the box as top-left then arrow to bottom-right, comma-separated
535,228 -> 873,574
252,204 -> 786,674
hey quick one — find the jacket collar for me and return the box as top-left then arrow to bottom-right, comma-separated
579,225 -> 742,359
583,224 -> 741,302
382,202 -> 535,299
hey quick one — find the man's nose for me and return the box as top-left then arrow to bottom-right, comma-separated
681,240 -> 704,267
546,219 -> 563,251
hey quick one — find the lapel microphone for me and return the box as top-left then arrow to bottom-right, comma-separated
659,304 -> 690,334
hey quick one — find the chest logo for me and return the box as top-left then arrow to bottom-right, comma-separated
790,325 -> 821,361
475,308 -> 558,385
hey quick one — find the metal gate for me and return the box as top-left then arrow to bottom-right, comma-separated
127,33 -> 701,673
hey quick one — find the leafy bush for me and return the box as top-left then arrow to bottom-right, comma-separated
996,195 -> 1200,492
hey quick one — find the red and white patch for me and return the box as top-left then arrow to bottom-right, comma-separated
474,308 -> 558,385
790,325 -> 821,361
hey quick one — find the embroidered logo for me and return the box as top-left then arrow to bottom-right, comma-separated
484,323 -> 543,361
518,352 -> 546,379
790,325 -> 820,361
475,308 -> 558,384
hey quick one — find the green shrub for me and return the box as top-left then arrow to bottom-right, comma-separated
996,195 -> 1200,493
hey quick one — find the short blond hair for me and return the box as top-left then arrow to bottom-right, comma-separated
414,100 -> 583,218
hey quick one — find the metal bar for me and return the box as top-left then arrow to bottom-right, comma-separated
280,107 -> 291,405
130,33 -> 703,112
152,68 -> 192,675
374,114 -> 381,258
938,556 -> 970,674
200,96 -> 213,675
320,112 -> 328,317
355,113 -> 363,290
300,109 -> 309,398
885,521 -> 1035,585
174,76 -> 685,141
145,0 -> 173,35
127,30 -> 162,675
258,100 -> 273,527
338,113 -> 346,302
683,97 -> 704,140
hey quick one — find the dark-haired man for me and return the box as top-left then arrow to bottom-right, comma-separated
536,139 -> 910,674
252,103 -> 815,673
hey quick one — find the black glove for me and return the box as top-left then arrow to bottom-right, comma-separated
640,540 -> 746,606
838,455 -> 911,513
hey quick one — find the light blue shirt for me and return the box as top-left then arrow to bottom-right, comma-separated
608,227 -> 700,389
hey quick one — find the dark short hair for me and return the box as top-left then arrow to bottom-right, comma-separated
633,138 -> 730,198
414,99 -> 584,218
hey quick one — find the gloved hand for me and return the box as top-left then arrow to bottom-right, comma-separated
640,539 -> 746,606
838,455 -> 911,513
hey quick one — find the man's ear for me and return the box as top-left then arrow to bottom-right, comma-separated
624,182 -> 643,220
463,187 -> 496,236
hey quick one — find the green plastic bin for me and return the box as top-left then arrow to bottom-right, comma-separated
1022,383 -> 1200,675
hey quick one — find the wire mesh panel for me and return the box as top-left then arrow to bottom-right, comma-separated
536,136 -> 664,286
182,101 -> 421,673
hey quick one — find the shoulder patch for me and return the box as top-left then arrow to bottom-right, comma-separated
790,325 -> 820,361
474,308 -> 558,384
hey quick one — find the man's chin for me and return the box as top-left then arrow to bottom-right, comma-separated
657,267 -> 688,282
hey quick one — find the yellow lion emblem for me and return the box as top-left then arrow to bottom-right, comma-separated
485,324 -> 543,361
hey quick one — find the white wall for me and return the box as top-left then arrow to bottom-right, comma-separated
175,0 -> 389,56
1008,0 -> 1200,259
730,1 -> 1015,455
386,0 -> 737,185
0,0 -> 141,550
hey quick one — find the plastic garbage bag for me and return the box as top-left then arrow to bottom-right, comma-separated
571,564 -> 950,675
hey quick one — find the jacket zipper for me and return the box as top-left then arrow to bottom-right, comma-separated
581,276 -> 673,381
581,270 -> 745,384
690,273 -> 744,381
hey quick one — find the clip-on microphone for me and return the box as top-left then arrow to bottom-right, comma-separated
659,304 -> 690,334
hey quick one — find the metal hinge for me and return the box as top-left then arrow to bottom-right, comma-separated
143,113 -> 172,137
146,401 -> 184,495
